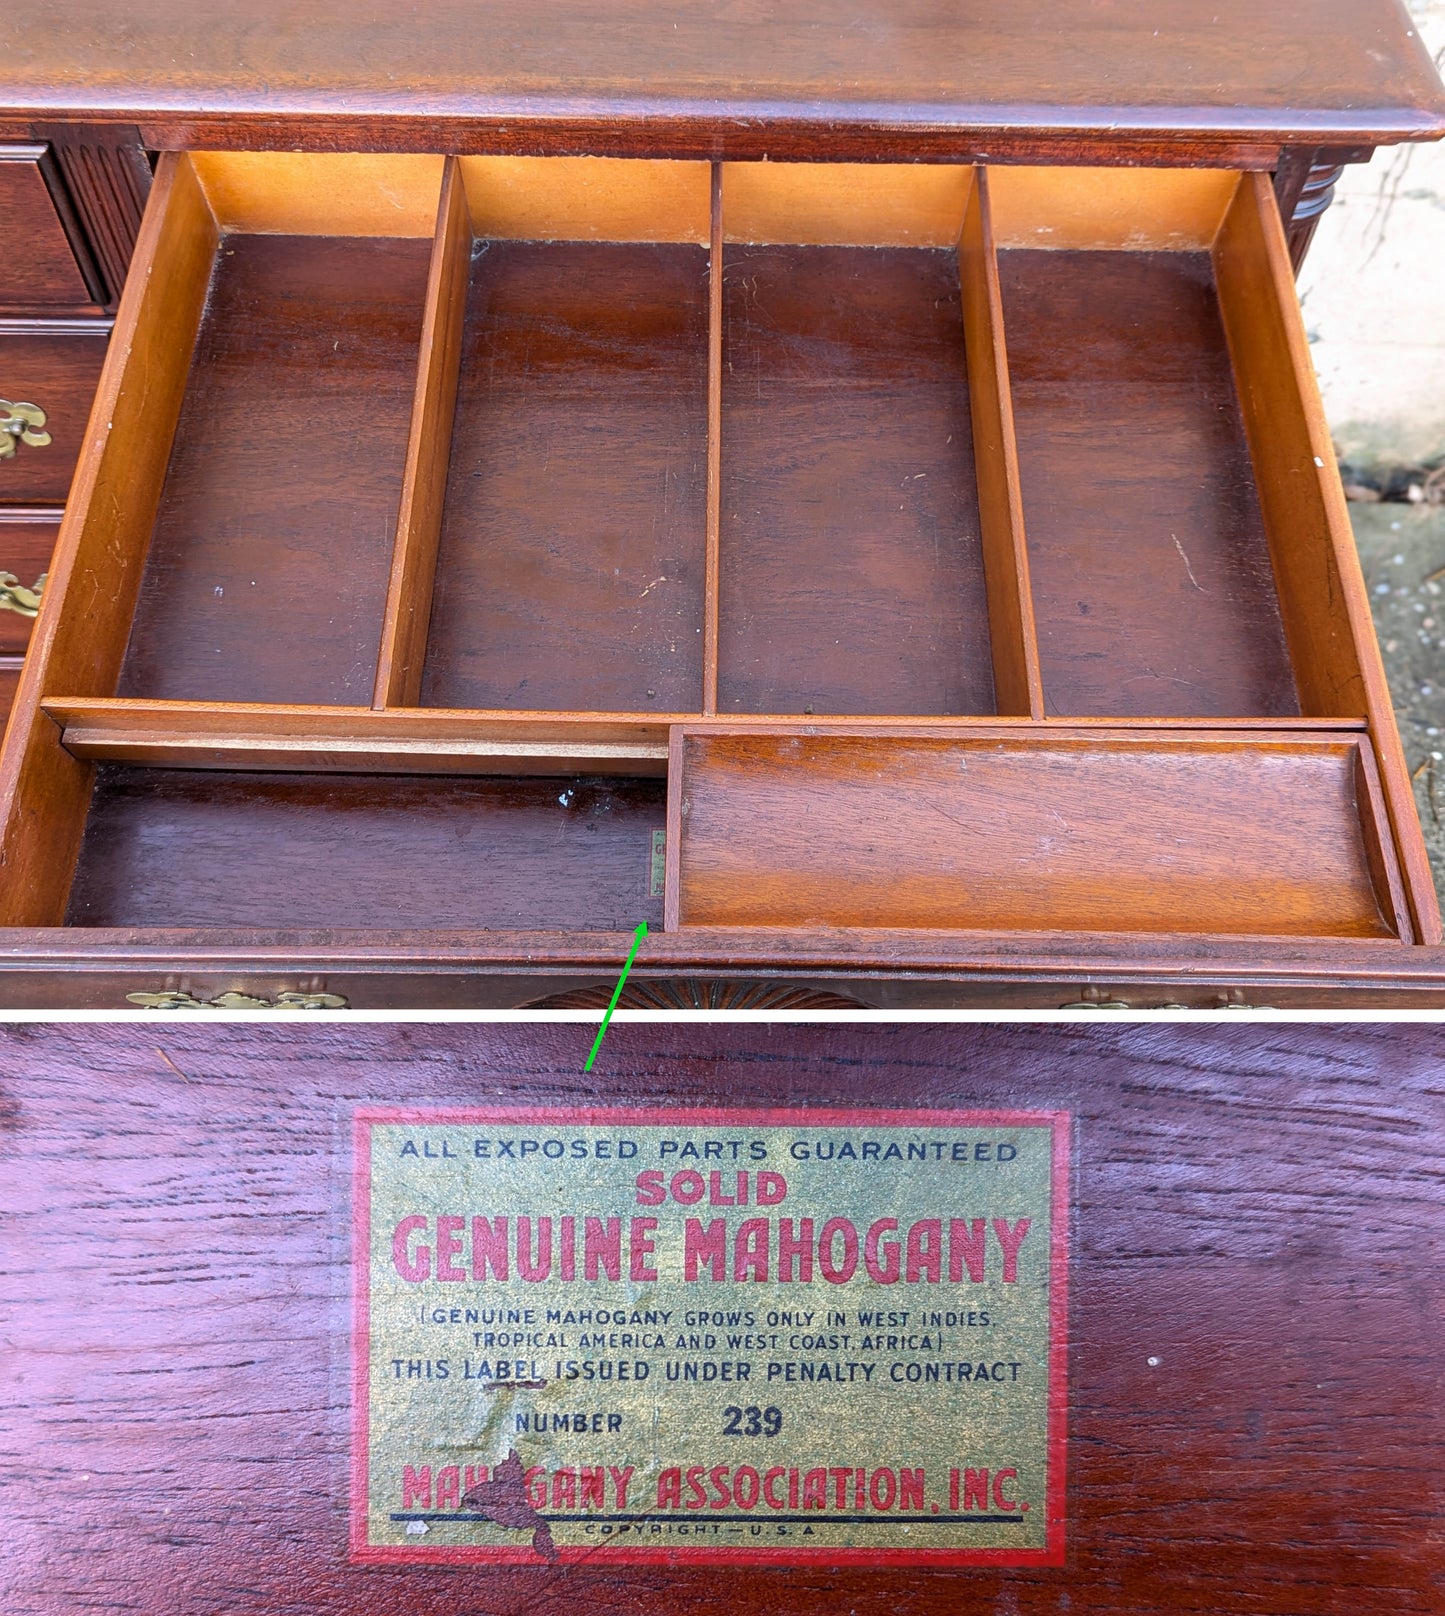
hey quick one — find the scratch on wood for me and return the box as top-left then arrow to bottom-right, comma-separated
154,1046 -> 189,1082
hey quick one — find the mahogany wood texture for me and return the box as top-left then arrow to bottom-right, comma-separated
670,729 -> 1408,939
1210,172 -> 1442,946
702,163 -> 723,714
717,243 -> 994,716
0,925 -> 1442,1009
2,152 -> 1443,999
117,233 -> 431,706
66,767 -> 665,931
43,703 -> 1357,776
420,240 -> 709,714
1,1022 -> 1443,1612
5,0 -> 1445,161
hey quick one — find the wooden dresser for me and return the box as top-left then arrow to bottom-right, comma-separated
2,1 -> 1445,1009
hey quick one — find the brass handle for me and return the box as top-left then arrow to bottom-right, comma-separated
125,989 -> 349,1010
0,571 -> 46,617
0,400 -> 52,461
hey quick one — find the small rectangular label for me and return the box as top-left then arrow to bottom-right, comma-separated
649,827 -> 666,898
352,1106 -> 1068,1566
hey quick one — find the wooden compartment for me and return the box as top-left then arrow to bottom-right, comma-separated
990,169 -> 1298,720
718,166 -> 995,716
420,158 -> 711,714
0,153 -> 1437,1003
66,767 -> 664,931
115,154 -> 442,706
668,728 -> 1410,939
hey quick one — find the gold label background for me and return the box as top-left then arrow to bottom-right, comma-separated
360,1112 -> 1061,1559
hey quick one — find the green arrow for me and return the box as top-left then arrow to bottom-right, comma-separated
584,921 -> 647,1072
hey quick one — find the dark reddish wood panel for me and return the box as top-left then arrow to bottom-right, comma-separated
0,148 -> 94,305
4,0 -> 1444,153
65,767 -> 664,930
999,250 -> 1299,720
422,241 -> 708,713
0,327 -> 109,502
118,234 -> 430,706
0,1023 -> 1441,1614
719,245 -> 994,716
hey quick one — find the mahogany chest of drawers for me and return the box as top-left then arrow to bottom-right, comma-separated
1,1 -> 1444,1008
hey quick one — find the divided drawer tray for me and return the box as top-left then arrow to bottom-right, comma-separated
0,151 -> 1434,997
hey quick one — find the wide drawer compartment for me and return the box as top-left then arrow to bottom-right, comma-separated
669,729 -> 1409,939
0,150 -> 1436,1006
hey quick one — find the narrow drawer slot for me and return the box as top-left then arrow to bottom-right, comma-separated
116,155 -> 439,706
991,169 -> 1298,720
719,240 -> 991,716
670,728 -> 1409,940
421,211 -> 710,712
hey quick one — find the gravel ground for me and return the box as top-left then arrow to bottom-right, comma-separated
1353,502 -> 1445,907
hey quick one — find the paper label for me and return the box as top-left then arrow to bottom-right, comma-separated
352,1105 -> 1067,1566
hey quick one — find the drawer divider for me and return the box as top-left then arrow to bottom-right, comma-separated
960,167 -> 1044,719
702,160 -> 723,715
373,155 -> 469,709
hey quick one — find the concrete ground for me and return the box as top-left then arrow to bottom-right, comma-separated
1299,0 -> 1445,906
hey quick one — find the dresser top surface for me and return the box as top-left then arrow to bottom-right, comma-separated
3,0 -> 1445,150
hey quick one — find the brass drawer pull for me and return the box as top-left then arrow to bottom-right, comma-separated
0,571 -> 46,617
0,400 -> 52,461
125,989 -> 349,1009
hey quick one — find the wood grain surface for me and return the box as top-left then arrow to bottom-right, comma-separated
117,234 -> 430,706
0,1021 -> 1441,1613
3,0 -> 1444,156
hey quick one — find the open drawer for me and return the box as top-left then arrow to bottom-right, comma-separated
0,150 -> 1438,1007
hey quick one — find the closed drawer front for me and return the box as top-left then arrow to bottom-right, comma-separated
0,149 -> 1437,1002
0,145 -> 99,307
0,330 -> 109,502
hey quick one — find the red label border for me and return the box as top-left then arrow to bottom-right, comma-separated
351,1104 -> 1069,1568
